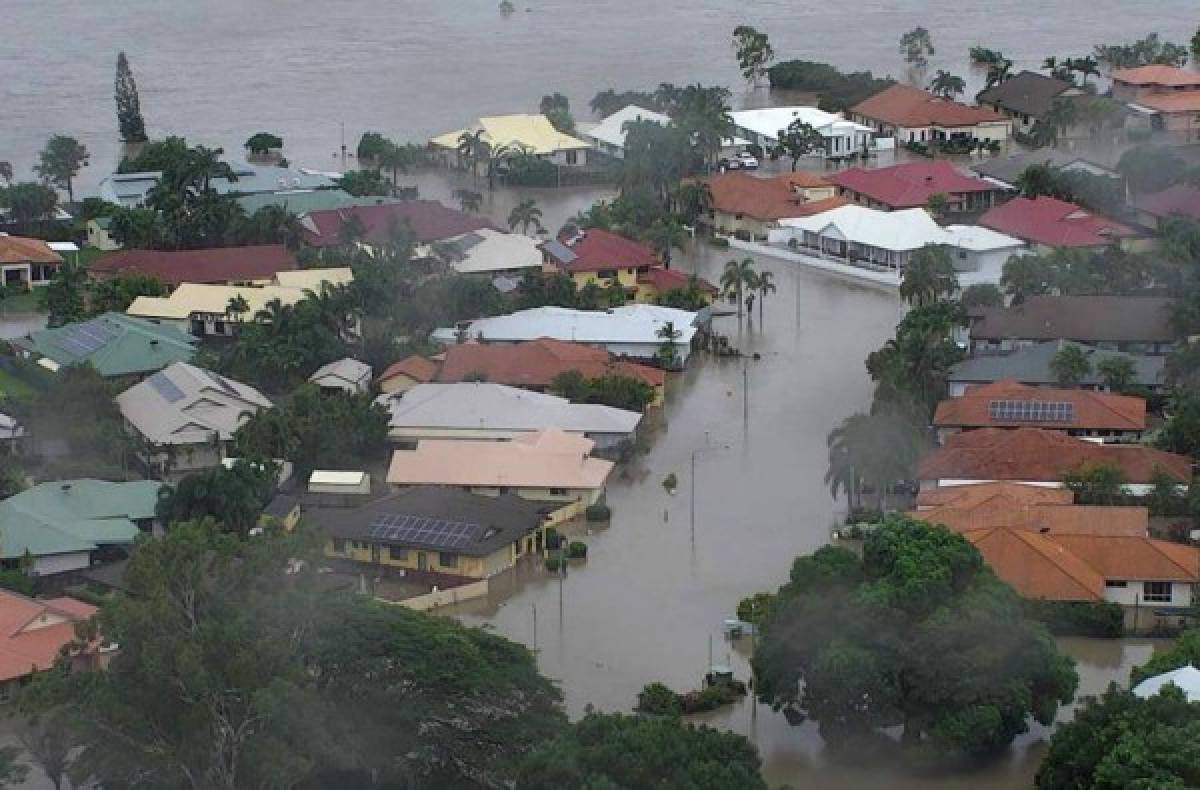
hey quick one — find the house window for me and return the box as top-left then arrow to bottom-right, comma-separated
439,552 -> 459,569
1143,582 -> 1172,602
1105,580 -> 1127,588
388,546 -> 407,561
549,488 -> 568,496
332,538 -> 346,554
566,150 -> 578,165
599,269 -> 616,279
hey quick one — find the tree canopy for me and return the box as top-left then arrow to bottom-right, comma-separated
115,52 -> 147,143
732,25 -> 774,84
34,135 -> 89,204
752,516 -> 1077,759
155,460 -> 277,536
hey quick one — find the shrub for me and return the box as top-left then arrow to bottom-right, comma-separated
544,527 -> 562,551
585,503 -> 611,522
736,592 -> 774,625
544,554 -> 564,572
1023,599 -> 1124,637
635,682 -> 682,715
661,473 -> 678,491
566,541 -> 588,559
708,236 -> 730,249
679,682 -> 745,714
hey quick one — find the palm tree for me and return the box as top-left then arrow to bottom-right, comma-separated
1074,55 -> 1100,86
825,411 -> 924,512
899,245 -> 958,307
456,130 -> 487,182
673,182 -> 713,226
720,257 -> 757,317
1000,254 -> 1049,305
984,59 -> 1013,90
756,270 -> 776,323
508,199 -> 544,236
1097,355 -> 1137,393
226,294 -> 250,323
928,70 -> 966,98
655,321 -> 683,369
377,143 -> 413,195
453,188 -> 483,213
1044,98 -> 1079,146
643,219 -> 688,266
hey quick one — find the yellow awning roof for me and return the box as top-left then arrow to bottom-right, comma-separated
430,114 -> 590,155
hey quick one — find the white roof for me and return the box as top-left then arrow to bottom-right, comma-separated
776,205 -> 1023,253
116,362 -> 272,446
731,106 -> 872,141
1132,665 -> 1200,702
428,228 -> 543,275
0,412 -> 24,440
309,470 -> 368,486
309,357 -> 372,386
432,304 -> 699,347
46,241 -> 79,253
586,105 -> 673,148
378,382 -> 642,436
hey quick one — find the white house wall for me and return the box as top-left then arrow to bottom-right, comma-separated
1103,582 -> 1194,608
33,552 -> 92,577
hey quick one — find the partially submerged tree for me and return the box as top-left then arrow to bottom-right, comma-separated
772,119 -> 826,169
899,26 -> 935,72
243,132 -> 283,155
114,51 -> 147,143
928,70 -> 965,98
732,25 -> 775,84
34,135 -> 89,204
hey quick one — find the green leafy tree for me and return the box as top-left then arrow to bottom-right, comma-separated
899,244 -> 958,307
518,713 -> 767,789
539,92 -> 576,134
0,181 -> 58,227
1035,684 -> 1200,790
508,199 -> 544,236
925,191 -> 949,218
983,58 -> 1014,90
866,301 -> 966,419
772,119 -> 827,170
1132,628 -> 1200,684
1096,355 -> 1137,393
1193,26 -> 1200,59
34,135 -> 89,204
1061,462 -> 1128,505
1094,33 -> 1189,68
732,25 -> 775,84
155,460 -> 277,536
755,269 -> 776,323
1049,343 -> 1092,387
1001,253 -> 1052,305
356,131 -> 389,162
899,26 -> 935,71
928,70 -> 966,98
338,168 -> 390,197
655,321 -> 683,369
114,52 -> 147,143
453,188 -> 483,213
243,132 -> 283,155
457,129 -> 489,183
87,272 -> 169,316
753,517 -> 1077,758
672,182 -> 713,226
39,257 -> 87,327
0,161 -> 11,185
959,283 -> 1004,309
1157,388 -> 1200,458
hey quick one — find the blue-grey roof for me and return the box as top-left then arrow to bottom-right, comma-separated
540,239 -> 577,265
949,340 -> 1165,389
97,162 -> 337,208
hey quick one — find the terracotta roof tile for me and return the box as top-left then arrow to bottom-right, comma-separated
378,355 -> 439,385
979,196 -> 1137,248
917,428 -> 1192,484
852,83 -> 1008,128
436,338 -> 664,389
1112,65 -> 1200,88
302,201 -> 496,247
915,481 -> 1074,509
0,236 -> 62,266
547,228 -> 658,273
703,172 -> 847,221
915,503 -> 1149,537
964,527 -> 1107,601
1048,534 -> 1200,581
90,245 -> 297,286
636,268 -> 718,295
0,590 -> 98,682
933,380 -> 1146,432
830,161 -> 997,209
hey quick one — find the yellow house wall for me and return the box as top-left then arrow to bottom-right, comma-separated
569,268 -> 640,291
711,211 -> 773,240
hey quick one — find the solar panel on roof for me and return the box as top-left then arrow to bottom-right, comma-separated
147,371 -> 186,403
57,319 -> 116,358
367,514 -> 482,550
987,399 -> 1075,424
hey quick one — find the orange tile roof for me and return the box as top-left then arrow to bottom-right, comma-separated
1048,534 -> 1200,581
0,236 -> 62,265
915,481 -> 1074,509
915,503 -> 1148,537
1112,65 -> 1200,88
703,172 -> 848,222
1133,92 -> 1200,114
0,591 -> 97,682
917,428 -> 1192,484
933,380 -> 1146,432
852,84 -> 1008,128
378,355 -> 439,385
965,527 -> 1107,601
436,338 -> 665,389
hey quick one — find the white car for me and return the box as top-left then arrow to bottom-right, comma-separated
735,152 -> 759,169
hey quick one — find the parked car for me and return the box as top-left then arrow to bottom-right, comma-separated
719,152 -> 759,171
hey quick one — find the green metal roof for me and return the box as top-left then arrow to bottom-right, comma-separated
15,312 -> 197,377
235,189 -> 401,216
0,479 -> 162,559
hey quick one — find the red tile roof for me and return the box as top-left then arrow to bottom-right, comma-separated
915,503 -> 1149,537
90,245 -> 298,286
916,481 -> 1075,509
1048,534 -> 1200,581
0,236 -> 62,266
301,201 -> 495,247
378,354 -> 439,385
979,196 -> 1137,248
549,228 -> 658,273
965,527 -> 1107,601
1112,65 -> 1200,89
852,84 -> 1008,128
917,428 -> 1192,484
0,591 -> 97,682
703,173 -> 848,221
933,380 -> 1146,432
1134,184 -> 1200,221
436,338 -> 665,389
1133,92 -> 1200,113
636,267 -> 718,295
829,161 -> 997,209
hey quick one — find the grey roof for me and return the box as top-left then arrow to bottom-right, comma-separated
970,150 -> 1119,188
98,163 -> 336,208
116,362 -> 273,446
976,71 -> 1075,119
540,239 -> 577,265
949,340 -> 1166,388
306,487 -> 549,556
971,296 -> 1177,345
309,357 -> 372,388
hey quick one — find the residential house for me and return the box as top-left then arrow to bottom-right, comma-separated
633,267 -> 719,304
86,217 -> 120,250
932,380 -> 1146,443
97,161 -> 337,209
430,228 -> 543,277
1132,666 -> 1200,702
299,200 -> 495,249
386,429 -> 614,523
1131,184 -> 1200,231
970,150 -> 1120,191
768,205 -> 1025,283
1111,64 -> 1200,102
913,481 -> 1148,537
88,244 -> 299,287
308,358 -> 372,395
850,83 -> 1012,145
377,355 -> 440,395
14,312 -> 198,377
947,340 -> 1166,396
697,172 -> 847,240
233,189 -> 395,217
915,479 -> 1075,509
916,427 -> 1192,495
431,114 -> 592,168
975,71 -> 1084,136
1112,65 -> 1200,144
583,104 -> 750,161
828,160 -> 1006,213
126,267 -> 353,337
434,339 -> 666,405
0,479 -> 162,577
967,295 -> 1177,355
376,382 -> 642,449
432,304 -> 703,368
314,486 -> 553,585
0,591 -> 103,699
0,412 -> 24,451
116,362 -> 273,477
729,106 -> 875,159
540,228 -> 659,293
979,196 -> 1139,252
0,235 -> 62,290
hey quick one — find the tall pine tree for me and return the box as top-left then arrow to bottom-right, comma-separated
114,52 -> 147,143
